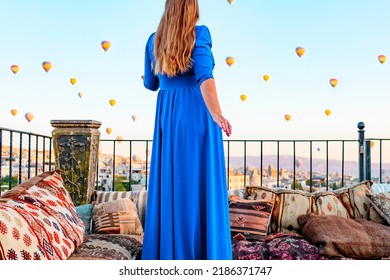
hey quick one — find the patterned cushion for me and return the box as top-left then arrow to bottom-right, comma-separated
232,232 -> 330,260
0,170 -> 85,260
334,188 -> 355,218
245,186 -> 276,200
366,192 -> 390,225
312,191 -> 351,218
92,190 -> 133,204
75,204 -> 93,235
68,234 -> 143,260
298,213 -> 390,259
91,190 -> 148,227
0,170 -> 55,202
270,189 -> 314,234
93,198 -> 143,237
229,198 -> 274,241
346,181 -> 373,219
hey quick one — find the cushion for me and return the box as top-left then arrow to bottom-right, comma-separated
298,213 -> 390,259
229,197 -> 274,241
91,190 -> 148,227
0,170 -> 56,202
67,234 -> 143,260
312,191 -> 351,218
0,170 -> 85,260
333,188 -> 355,218
68,234 -> 142,260
270,189 -> 314,233
344,180 -> 372,219
232,232 -> 329,260
245,186 -> 276,200
93,198 -> 143,236
75,204 -> 93,235
366,192 -> 390,225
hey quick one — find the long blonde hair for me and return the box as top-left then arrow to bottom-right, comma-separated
154,0 -> 199,77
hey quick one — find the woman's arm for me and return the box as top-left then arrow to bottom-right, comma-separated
200,78 -> 232,137
143,35 -> 159,91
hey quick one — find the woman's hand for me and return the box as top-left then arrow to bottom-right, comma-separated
212,113 -> 232,137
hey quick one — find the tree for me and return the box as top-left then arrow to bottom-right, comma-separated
0,176 -> 18,188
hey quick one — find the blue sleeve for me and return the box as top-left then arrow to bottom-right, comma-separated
144,33 -> 159,91
192,26 -> 215,85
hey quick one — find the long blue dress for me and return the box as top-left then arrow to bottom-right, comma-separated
141,25 -> 232,260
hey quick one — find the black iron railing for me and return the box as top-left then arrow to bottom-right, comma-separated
0,127 -> 53,195
1,122 -> 388,195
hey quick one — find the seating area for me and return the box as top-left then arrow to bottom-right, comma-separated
1,169 -> 389,260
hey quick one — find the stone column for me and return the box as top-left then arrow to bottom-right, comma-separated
51,120 -> 101,206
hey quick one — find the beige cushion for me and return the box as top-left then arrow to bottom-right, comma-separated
312,191 -> 350,218
346,180 -> 373,219
270,189 -> 314,234
93,198 -> 144,237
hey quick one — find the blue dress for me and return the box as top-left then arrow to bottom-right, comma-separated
141,25 -> 232,260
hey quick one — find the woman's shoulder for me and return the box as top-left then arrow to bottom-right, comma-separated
195,25 -> 212,46
146,32 -> 156,45
196,25 -> 211,37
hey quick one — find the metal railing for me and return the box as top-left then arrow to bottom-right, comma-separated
1,122 -> 388,195
0,127 -> 53,195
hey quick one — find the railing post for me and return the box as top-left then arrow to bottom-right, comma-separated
358,122 -> 365,182
51,120 -> 101,206
365,140 -> 371,181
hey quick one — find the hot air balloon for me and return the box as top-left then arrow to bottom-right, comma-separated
42,61 -> 52,72
132,115 -> 137,121
109,99 -> 116,106
240,94 -> 247,101
10,109 -> 18,116
370,141 -> 375,148
10,65 -> 19,74
101,40 -> 111,52
378,55 -> 386,64
295,159 -> 302,168
78,92 -> 84,98
25,112 -> 34,122
70,78 -> 77,85
116,136 -> 123,143
325,109 -> 331,116
329,78 -> 338,87
226,56 -> 235,67
284,114 -> 291,121
141,75 -> 144,80
227,0 -> 234,4
263,74 -> 270,82
316,147 -> 321,152
295,46 -> 305,57
106,127 -> 112,134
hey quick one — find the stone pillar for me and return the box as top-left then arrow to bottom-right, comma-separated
51,120 -> 101,206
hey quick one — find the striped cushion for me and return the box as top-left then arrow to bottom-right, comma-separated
229,198 -> 274,241
93,198 -> 143,237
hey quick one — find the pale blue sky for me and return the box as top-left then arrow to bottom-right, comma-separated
1,0 -> 390,146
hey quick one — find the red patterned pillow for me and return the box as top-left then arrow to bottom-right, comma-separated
0,170 -> 84,260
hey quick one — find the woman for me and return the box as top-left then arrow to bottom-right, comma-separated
142,0 -> 232,260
